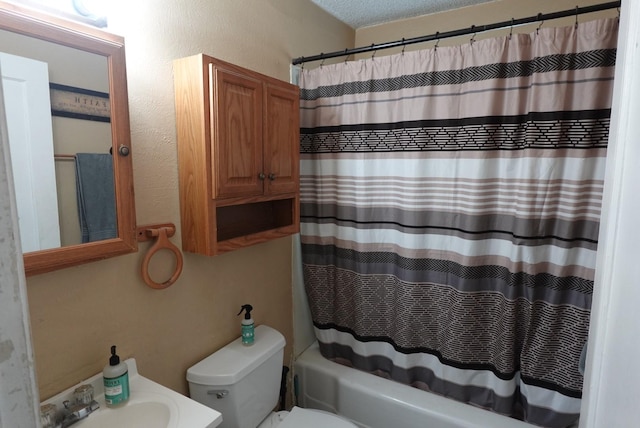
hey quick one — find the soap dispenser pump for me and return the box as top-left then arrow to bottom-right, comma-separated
238,304 -> 254,346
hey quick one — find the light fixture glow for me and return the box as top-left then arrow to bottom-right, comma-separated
72,0 -> 106,18
71,0 -> 108,27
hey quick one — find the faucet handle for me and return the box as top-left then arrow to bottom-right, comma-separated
40,403 -> 57,428
73,384 -> 95,405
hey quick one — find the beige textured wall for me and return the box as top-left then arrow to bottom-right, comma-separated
355,0 -> 619,58
26,0 -> 353,400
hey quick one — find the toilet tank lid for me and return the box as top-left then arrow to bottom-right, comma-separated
187,325 -> 286,385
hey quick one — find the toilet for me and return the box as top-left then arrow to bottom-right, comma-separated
187,325 -> 357,428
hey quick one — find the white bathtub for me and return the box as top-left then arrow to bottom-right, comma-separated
294,342 -> 538,428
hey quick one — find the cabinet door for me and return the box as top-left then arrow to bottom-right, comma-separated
263,82 -> 299,195
212,66 -> 263,198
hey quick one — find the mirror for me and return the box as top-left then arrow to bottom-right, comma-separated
0,1 -> 136,275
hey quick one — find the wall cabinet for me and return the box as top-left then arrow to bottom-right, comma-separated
173,54 -> 299,256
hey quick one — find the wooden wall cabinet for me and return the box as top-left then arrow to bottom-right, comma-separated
173,54 -> 300,256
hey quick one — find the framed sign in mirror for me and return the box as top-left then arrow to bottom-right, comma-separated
0,1 -> 137,275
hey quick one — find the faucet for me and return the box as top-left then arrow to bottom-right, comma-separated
60,398 -> 100,428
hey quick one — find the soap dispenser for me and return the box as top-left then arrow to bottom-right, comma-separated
103,345 -> 130,407
238,304 -> 254,346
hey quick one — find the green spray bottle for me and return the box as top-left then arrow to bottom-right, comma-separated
238,304 -> 254,346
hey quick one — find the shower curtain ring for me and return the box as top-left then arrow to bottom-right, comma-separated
434,32 -> 440,51
371,44 -> 377,60
401,38 -> 406,55
536,14 -> 544,35
509,18 -> 514,40
574,6 -> 579,29
470,25 -> 476,45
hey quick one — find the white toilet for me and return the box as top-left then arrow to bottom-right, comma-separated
187,325 -> 357,428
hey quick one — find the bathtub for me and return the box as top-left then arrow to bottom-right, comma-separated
294,342 -> 538,428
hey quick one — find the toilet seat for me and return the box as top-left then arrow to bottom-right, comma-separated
276,406 -> 357,428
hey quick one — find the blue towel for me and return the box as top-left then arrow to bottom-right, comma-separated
75,153 -> 117,242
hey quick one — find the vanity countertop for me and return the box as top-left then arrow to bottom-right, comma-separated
42,358 -> 222,428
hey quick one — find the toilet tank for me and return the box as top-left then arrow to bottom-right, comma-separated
187,325 -> 286,428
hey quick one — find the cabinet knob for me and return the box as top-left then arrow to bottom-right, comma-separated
258,172 -> 266,180
118,144 -> 130,157
268,173 -> 276,181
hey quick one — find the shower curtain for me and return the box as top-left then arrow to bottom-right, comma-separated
298,18 -> 617,428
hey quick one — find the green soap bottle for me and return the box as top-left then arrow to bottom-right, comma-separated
103,345 -> 130,408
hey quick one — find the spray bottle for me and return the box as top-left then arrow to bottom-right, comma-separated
237,304 -> 254,346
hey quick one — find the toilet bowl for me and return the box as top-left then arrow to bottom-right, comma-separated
187,325 -> 356,428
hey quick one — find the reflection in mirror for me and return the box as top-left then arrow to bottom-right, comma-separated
0,1 -> 136,275
1,49 -> 60,252
0,29 -> 113,250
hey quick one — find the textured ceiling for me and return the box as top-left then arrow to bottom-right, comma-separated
311,0 -> 495,29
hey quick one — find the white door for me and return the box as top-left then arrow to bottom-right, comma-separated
0,52 -> 60,252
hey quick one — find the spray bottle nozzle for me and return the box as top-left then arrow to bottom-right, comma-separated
238,304 -> 253,320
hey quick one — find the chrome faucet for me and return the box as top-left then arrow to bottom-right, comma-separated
60,398 -> 100,428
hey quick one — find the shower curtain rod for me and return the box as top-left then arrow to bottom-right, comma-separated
291,1 -> 621,65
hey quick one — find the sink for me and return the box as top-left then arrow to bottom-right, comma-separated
77,402 -> 170,428
42,358 -> 222,428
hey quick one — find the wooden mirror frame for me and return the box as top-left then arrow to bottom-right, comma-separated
0,2 -> 137,276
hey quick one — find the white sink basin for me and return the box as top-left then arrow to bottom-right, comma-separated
43,358 -> 222,428
77,402 -> 170,428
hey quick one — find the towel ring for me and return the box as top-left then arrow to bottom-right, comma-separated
138,224 -> 183,289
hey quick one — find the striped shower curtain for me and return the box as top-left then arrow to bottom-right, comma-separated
298,18 -> 617,427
